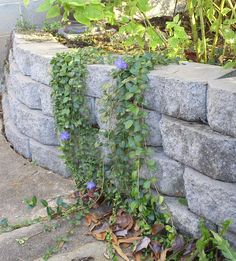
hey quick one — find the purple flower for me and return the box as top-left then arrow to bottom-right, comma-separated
60,131 -> 70,141
114,57 -> 128,70
87,181 -> 96,190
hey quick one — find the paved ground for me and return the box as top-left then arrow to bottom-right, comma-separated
0,117 -> 108,261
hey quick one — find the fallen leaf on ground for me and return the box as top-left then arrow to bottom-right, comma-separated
118,236 -> 141,244
150,241 -> 162,257
134,252 -> 142,261
113,209 -> 134,231
113,244 -> 130,261
151,223 -> 164,235
115,229 -> 128,237
134,236 -> 151,253
91,222 -> 109,241
172,235 -> 185,252
85,213 -> 99,226
159,248 -> 170,261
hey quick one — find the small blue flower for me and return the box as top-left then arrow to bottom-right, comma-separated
87,181 -> 96,190
60,131 -> 70,141
114,57 -> 128,70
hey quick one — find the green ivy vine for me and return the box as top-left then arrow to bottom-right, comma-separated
51,48 -> 176,246
50,48 -> 105,187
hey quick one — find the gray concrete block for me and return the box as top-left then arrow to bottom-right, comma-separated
140,148 -> 185,197
39,85 -> 53,116
13,33 -> 67,84
208,78 -> 236,137
14,100 -> 59,145
4,119 -> 31,159
8,61 -> 42,109
164,196 -> 216,238
6,91 -> 21,123
30,139 -> 70,177
224,231 -> 236,249
2,93 -> 11,122
86,64 -> 115,98
184,167 -> 236,233
2,94 -> 31,158
160,115 -> 236,182
146,110 -> 162,146
148,62 -> 234,120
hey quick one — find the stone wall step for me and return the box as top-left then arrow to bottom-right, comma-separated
140,148 -> 185,197
160,115 -> 236,182
208,77 -> 236,138
184,167 -> 236,233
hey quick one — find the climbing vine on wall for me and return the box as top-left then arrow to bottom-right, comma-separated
50,48 -> 106,187
50,48 -> 236,259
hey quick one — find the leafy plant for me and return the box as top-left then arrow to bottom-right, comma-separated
186,0 -> 236,65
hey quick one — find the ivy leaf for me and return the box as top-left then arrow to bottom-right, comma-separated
124,120 -> 133,129
125,92 -> 134,100
143,180 -> 151,189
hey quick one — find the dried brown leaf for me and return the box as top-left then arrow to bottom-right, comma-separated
134,237 -> 151,253
150,241 -> 162,257
134,252 -> 142,261
92,231 -> 107,241
172,235 -> 185,252
113,244 -> 130,261
158,248 -> 170,261
115,229 -> 128,237
85,213 -> 99,226
151,223 -> 165,235
114,210 -> 134,231
118,237 -> 141,244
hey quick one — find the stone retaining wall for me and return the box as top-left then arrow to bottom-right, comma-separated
2,33 -> 236,247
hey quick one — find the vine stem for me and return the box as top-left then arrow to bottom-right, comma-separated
210,0 -> 226,61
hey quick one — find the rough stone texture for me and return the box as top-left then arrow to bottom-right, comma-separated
184,167 -> 236,233
37,242 -> 108,261
148,62 -> 234,121
164,197 -> 216,238
160,115 -> 236,182
208,77 -> 236,137
5,119 -> 31,159
146,110 -> 162,146
14,101 -> 59,146
2,94 -> 31,158
140,148 -> 185,197
13,33 -> 67,84
224,231 -> 236,249
0,220 -> 100,261
39,84 -> 53,116
30,139 -> 70,178
86,64 -> 115,98
9,60 -> 42,109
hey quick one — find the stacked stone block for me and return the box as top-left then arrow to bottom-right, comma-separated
2,33 -> 236,248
